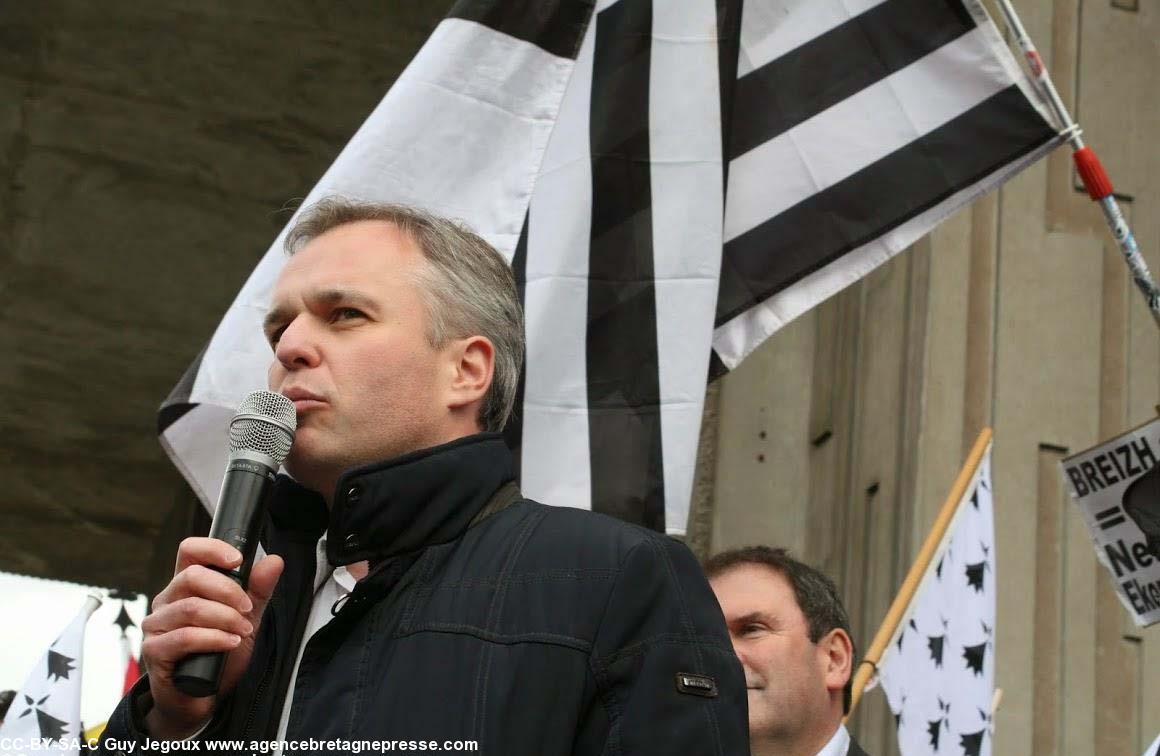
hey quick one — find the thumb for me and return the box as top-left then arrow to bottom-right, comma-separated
246,554 -> 284,621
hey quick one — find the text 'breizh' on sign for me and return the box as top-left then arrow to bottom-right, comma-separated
1061,417 -> 1160,627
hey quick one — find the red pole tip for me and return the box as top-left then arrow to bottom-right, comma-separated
1074,147 -> 1114,201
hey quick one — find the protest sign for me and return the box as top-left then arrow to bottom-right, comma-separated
1061,417 -> 1160,627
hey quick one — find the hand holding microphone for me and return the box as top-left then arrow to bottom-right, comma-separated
139,391 -> 295,737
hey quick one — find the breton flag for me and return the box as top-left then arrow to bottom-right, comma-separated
158,0 -> 1061,533
874,438 -> 996,756
76,599 -> 142,744
113,603 -> 142,695
0,596 -> 101,754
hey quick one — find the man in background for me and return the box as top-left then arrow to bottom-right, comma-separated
706,546 -> 867,756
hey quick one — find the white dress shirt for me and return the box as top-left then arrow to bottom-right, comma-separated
271,535 -> 356,756
175,537 -> 354,750
816,723 -> 851,756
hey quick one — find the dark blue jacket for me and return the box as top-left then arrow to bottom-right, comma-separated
100,434 -> 748,755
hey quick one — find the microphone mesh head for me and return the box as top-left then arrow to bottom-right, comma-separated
228,390 -> 297,464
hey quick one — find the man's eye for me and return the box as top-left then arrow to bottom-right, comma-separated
333,308 -> 364,321
267,327 -> 286,347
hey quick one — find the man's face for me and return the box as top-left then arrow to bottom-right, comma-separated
265,220 -> 456,495
710,563 -> 833,743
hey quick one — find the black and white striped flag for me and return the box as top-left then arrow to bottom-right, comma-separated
159,0 -> 1060,534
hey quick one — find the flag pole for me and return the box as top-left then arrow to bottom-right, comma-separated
847,428 -> 993,717
994,0 -> 1160,328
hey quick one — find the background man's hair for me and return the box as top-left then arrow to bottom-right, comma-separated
0,689 -> 15,721
284,197 -> 524,433
705,545 -> 856,714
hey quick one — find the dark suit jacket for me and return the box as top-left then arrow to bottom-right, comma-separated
100,434 -> 749,756
847,736 -> 870,756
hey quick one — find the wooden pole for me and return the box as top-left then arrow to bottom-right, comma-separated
846,427 -> 993,717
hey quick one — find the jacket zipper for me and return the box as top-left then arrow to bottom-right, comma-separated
241,608 -> 276,741
260,564 -> 318,742
239,541 -> 316,742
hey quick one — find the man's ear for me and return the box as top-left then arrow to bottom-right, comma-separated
820,627 -> 854,694
446,335 -> 495,414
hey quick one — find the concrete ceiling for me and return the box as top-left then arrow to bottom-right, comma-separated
0,2 -> 447,594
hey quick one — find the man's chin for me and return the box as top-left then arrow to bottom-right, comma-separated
283,450 -> 334,494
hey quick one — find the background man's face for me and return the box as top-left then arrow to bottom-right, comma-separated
265,220 -> 453,494
710,563 -> 832,743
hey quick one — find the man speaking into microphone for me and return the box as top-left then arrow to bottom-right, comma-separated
98,198 -> 747,755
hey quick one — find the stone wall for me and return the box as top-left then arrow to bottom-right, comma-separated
703,0 -> 1160,752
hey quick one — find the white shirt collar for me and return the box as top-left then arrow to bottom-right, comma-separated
816,723 -> 850,756
315,533 -> 358,593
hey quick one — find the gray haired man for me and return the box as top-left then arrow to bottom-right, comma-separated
99,198 -> 748,755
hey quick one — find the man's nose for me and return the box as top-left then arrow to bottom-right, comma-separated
730,638 -> 755,669
273,316 -> 321,369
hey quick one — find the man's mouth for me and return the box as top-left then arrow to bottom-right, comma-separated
280,387 -> 327,411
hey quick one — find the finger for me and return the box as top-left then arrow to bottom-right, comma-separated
246,555 -> 284,617
174,537 -> 243,574
143,597 -> 253,638
142,627 -> 242,668
159,565 -> 253,615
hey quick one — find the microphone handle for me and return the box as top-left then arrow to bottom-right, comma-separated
172,462 -> 273,698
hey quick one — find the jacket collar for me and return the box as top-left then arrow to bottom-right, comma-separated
322,433 -> 515,565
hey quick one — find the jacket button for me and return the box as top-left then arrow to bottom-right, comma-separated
346,485 -> 362,504
344,533 -> 359,550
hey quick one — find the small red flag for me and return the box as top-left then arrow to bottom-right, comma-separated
121,632 -> 141,694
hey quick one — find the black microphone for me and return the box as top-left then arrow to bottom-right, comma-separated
172,390 -> 296,698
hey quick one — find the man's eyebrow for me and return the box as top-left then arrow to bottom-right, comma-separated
263,305 -> 291,335
263,289 -> 377,333
731,611 -> 770,627
313,288 -> 377,310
